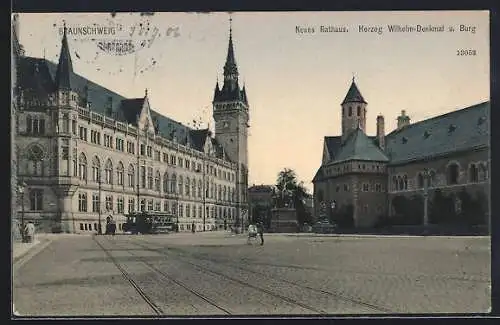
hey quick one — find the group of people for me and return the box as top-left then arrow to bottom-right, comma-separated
247,221 -> 264,245
105,216 -> 116,235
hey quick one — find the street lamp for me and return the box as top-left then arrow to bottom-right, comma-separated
422,168 -> 431,227
17,182 -> 27,242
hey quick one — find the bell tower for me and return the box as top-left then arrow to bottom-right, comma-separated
341,77 -> 367,142
212,16 -> 249,226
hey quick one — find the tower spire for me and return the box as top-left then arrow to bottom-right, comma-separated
55,20 -> 73,90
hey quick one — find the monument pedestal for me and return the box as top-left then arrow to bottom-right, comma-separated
270,208 -> 298,233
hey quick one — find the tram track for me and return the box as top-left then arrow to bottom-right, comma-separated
128,238 -> 391,314
94,236 -> 232,315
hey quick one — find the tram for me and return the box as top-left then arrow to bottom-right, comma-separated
122,211 -> 177,234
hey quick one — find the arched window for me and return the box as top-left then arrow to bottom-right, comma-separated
116,162 -> 124,186
171,174 -> 177,193
469,164 -> 478,183
105,159 -> 113,184
479,163 -> 488,181
357,106 -> 361,116
417,173 -> 424,188
27,144 -> 44,176
128,164 -> 135,188
155,170 -> 161,192
91,156 -> 100,182
79,153 -> 87,181
447,163 -> 459,185
185,177 -> 190,196
163,172 -> 169,193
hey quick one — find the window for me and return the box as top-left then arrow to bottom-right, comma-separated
78,192 -> 88,212
92,193 -> 100,212
469,164 -> 479,183
170,155 -> 176,165
79,153 -> 87,180
29,189 -> 43,211
186,160 -> 190,169
198,180 -> 202,198
199,206 -> 203,219
178,158 -> 183,167
128,164 -> 135,188
62,113 -> 70,133
185,178 -> 190,196
164,200 -> 169,212
447,163 -> 459,185
192,205 -> 196,218
171,174 -> 177,193
92,156 -> 100,182
116,138 -> 124,151
79,127 -> 88,141
179,204 -> 184,217
147,167 -> 153,189
362,183 -> 369,192
375,183 -> 382,192
105,195 -> 113,211
117,197 -> 124,214
343,184 -> 349,192
348,107 -> 352,117
155,201 -> 161,211
147,146 -> 152,158
80,223 -> 84,231
140,199 -> 146,212
26,145 -> 44,176
155,171 -> 161,191
336,185 -> 340,192
148,200 -> 153,211
128,198 -> 135,213
140,144 -> 145,156
155,150 -> 160,161
179,176 -> 184,196
117,162 -> 124,186
72,120 -> 77,134
163,172 -> 169,193
104,134 -> 113,148
192,180 -> 196,198
357,106 -> 361,116
105,159 -> 113,184
186,204 -> 191,217
479,163 -> 488,181
163,153 -> 168,162
141,166 -> 146,188
127,141 -> 135,154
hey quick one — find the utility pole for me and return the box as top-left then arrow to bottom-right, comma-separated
423,168 -> 430,228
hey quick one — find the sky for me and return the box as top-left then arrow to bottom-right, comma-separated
16,11 -> 490,193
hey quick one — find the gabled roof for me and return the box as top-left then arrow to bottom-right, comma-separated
324,135 -> 377,163
189,129 -> 210,151
342,79 -> 367,104
385,101 -> 490,164
119,98 -> 144,125
333,127 -> 389,163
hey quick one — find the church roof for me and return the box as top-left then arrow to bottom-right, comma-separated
342,79 -> 367,104
385,101 -> 490,164
54,26 -> 73,90
332,127 -> 389,163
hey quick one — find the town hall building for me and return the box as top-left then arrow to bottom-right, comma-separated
13,16 -> 250,234
313,78 -> 490,228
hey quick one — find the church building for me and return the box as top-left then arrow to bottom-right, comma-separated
313,78 -> 490,228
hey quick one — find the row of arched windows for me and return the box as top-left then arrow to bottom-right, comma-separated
74,153 -> 236,202
392,161 -> 489,192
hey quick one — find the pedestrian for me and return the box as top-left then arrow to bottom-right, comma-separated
110,216 -> 116,236
105,216 -> 111,235
256,221 -> 264,246
24,221 -> 36,243
191,222 -> 195,234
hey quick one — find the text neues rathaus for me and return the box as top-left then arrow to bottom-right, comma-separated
13,21 -> 250,233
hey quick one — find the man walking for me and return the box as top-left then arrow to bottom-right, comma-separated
24,221 -> 36,243
256,221 -> 264,246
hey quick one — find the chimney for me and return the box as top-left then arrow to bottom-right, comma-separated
376,114 -> 385,150
397,110 -> 411,130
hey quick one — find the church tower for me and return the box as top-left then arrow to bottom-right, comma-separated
212,17 -> 250,225
341,77 -> 367,142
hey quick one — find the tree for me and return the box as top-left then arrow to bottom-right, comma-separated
274,168 -> 312,225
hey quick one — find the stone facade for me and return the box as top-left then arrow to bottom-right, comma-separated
14,19 -> 249,234
313,79 -> 490,228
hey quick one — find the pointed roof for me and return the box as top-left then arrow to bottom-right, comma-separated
55,22 -> 73,90
223,17 -> 238,75
333,127 -> 388,163
341,78 -> 367,105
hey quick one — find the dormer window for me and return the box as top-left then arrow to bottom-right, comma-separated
424,130 -> 431,138
448,124 -> 457,133
402,137 -> 408,144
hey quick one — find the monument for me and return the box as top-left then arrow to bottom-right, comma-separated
270,188 -> 298,233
